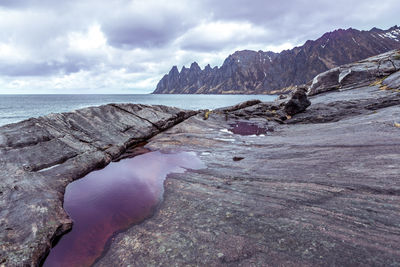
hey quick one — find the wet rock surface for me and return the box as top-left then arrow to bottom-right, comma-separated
0,104 -> 196,266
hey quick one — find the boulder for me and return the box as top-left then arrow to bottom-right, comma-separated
284,86 -> 311,115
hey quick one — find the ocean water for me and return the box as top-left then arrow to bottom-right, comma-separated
0,94 -> 276,126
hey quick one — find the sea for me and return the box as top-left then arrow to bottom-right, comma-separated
0,94 -> 276,126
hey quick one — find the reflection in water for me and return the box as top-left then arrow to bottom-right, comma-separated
229,121 -> 268,136
44,151 -> 205,267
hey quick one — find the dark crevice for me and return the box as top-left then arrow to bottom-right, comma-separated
387,58 -> 398,71
38,226 -> 73,267
110,104 -> 162,131
286,191 -> 345,207
3,134 -> 54,151
113,142 -> 150,162
31,152 -> 79,172
344,185 -> 400,196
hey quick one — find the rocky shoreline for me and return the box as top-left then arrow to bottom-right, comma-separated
1,50 -> 400,266
0,104 -> 197,265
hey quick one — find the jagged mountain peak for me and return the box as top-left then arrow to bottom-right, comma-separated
154,26 -> 400,94
190,62 -> 201,71
204,64 -> 212,72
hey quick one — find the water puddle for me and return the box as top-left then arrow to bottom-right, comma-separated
228,121 -> 269,136
43,151 -> 205,267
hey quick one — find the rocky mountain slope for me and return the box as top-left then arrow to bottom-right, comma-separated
154,26 -> 400,94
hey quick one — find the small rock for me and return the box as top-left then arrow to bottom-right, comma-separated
217,253 -> 224,258
279,94 -> 288,100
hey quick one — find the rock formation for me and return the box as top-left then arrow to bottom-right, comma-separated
153,26 -> 400,94
308,49 -> 400,95
0,104 -> 196,266
283,86 -> 311,115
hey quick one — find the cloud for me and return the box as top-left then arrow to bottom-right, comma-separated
177,21 -> 269,52
0,0 -> 399,93
102,0 -> 197,49
0,0 -> 59,8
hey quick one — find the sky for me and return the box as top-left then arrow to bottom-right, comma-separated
0,0 -> 399,94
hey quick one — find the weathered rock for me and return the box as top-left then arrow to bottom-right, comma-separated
279,94 -> 288,99
382,70 -> 400,90
0,104 -> 196,266
214,99 -> 262,113
284,86 -> 311,115
154,26 -> 400,95
309,49 -> 400,95
213,88 -> 311,122
288,85 -> 400,124
96,83 -> 400,266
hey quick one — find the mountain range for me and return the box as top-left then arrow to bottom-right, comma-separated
153,26 -> 400,94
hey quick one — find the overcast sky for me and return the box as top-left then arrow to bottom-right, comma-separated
0,0 -> 399,94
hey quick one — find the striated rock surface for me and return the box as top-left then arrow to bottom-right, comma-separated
154,26 -> 400,94
309,49 -> 400,95
96,84 -> 400,266
0,104 -> 196,266
382,70 -> 400,90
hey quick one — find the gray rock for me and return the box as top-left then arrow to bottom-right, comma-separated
309,49 -> 400,95
284,86 -> 311,115
0,103 -> 196,266
288,85 -> 400,124
382,70 -> 400,90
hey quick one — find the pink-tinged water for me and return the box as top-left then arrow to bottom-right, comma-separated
229,121 -> 268,135
44,151 -> 205,267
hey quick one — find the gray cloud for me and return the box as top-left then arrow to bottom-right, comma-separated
102,1 -> 197,49
0,53 -> 101,77
0,61 -> 77,77
103,16 -> 188,49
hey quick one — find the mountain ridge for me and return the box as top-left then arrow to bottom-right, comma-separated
153,25 -> 400,94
